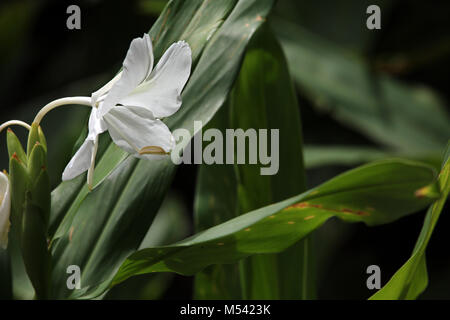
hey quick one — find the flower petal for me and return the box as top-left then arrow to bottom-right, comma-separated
99,34 -> 154,117
62,139 -> 95,181
103,105 -> 175,160
88,107 -> 107,139
119,41 -> 192,118
0,172 -> 11,249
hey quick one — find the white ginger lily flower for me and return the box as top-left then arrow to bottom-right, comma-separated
0,171 -> 11,249
61,34 -> 192,188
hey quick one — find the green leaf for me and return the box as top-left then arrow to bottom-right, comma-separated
8,233 -> 34,300
229,26 -> 311,300
30,169 -> 51,228
104,193 -> 189,300
27,142 -> 47,182
9,154 -> 29,235
6,128 -> 27,166
48,0 -> 275,299
303,145 -> 442,170
7,136 -> 51,299
194,25 -> 312,299
20,192 -> 51,299
112,159 -> 438,290
370,143 -> 450,300
274,0 -> 396,53
26,123 -> 46,157
139,193 -> 190,249
27,142 -> 51,227
273,19 -> 450,154
8,126 -> 52,299
193,103 -> 241,300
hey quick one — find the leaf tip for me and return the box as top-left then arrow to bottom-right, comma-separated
415,184 -> 440,199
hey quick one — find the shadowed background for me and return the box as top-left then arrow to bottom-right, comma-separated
0,0 -> 448,299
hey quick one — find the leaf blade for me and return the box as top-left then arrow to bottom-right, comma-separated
112,160 -> 438,289
370,143 -> 450,300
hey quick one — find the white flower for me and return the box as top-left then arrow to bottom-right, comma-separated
0,171 -> 11,249
62,34 -> 192,187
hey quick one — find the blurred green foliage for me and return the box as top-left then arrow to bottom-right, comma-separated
0,0 -> 448,299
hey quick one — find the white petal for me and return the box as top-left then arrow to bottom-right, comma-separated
88,107 -> 107,140
119,41 -> 192,118
99,34 -> 154,117
103,105 -> 175,160
0,172 -> 11,249
62,139 -> 95,181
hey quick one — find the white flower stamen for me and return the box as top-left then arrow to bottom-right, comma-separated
0,120 -> 31,133
33,96 -> 92,125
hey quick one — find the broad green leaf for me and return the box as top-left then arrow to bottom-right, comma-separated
370,143 -> 450,300
273,19 -> 450,154
138,193 -> 190,250
104,193 -> 189,300
274,0 -> 396,52
193,103 -> 241,300
48,0 -> 275,299
112,160 -> 438,289
229,26 -> 311,300
194,25 -> 312,299
304,145 -> 442,170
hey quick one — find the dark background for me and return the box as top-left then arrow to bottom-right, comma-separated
0,0 -> 448,299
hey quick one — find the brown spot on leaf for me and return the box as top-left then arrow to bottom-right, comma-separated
340,208 -> 370,216
11,152 -> 21,163
285,202 -> 370,217
69,227 -> 74,242
286,202 -> 309,210
414,187 -> 428,198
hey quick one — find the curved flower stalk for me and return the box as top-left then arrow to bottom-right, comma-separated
0,168 -> 11,249
33,34 -> 192,189
0,120 -> 31,133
